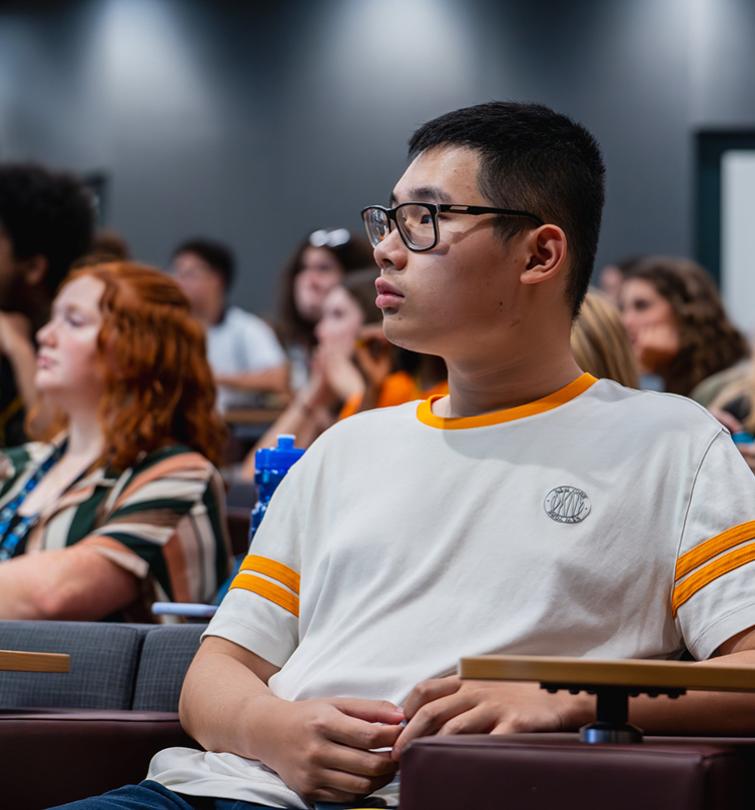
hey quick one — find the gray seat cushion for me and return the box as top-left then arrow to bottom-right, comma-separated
132,624 -> 205,711
0,621 -> 149,709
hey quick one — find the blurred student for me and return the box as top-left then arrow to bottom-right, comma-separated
90,228 -> 131,261
0,262 -> 231,621
596,255 -> 640,307
244,269 -> 423,475
171,238 -> 287,411
709,368 -> 755,474
0,163 -> 94,446
619,256 -> 748,396
275,228 -> 374,390
571,290 -> 638,387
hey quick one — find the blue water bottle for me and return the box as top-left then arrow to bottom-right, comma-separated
152,436 -> 305,617
213,435 -> 304,604
249,434 -> 305,543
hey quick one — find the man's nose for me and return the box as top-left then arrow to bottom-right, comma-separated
373,229 -> 408,273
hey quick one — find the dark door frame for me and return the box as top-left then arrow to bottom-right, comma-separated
695,130 -> 755,285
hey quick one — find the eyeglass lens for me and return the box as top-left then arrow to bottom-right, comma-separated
364,208 -> 390,246
363,204 -> 437,250
396,204 -> 435,249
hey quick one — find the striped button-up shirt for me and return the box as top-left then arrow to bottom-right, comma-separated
0,438 -> 232,621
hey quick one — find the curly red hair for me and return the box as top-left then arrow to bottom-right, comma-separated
62,261 -> 226,471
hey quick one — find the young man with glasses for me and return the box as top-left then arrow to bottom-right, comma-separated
62,103 -> 755,810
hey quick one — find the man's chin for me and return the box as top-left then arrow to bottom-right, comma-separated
382,319 -> 437,355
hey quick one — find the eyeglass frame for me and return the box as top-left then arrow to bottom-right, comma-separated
360,202 -> 545,253
308,228 -> 352,249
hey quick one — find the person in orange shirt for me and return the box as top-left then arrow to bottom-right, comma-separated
243,269 -> 445,476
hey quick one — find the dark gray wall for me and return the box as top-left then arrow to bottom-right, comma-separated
1,0 -> 754,314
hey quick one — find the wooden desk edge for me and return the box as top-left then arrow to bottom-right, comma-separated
459,655 -> 755,693
0,650 -> 70,673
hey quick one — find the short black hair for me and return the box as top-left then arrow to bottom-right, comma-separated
0,162 -> 95,295
409,102 -> 605,317
172,237 -> 235,289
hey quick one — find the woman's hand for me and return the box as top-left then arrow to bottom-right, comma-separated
317,345 -> 365,402
633,323 -> 680,374
354,324 -> 393,389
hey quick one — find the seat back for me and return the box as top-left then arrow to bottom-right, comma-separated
132,623 -> 206,710
0,620 -> 149,709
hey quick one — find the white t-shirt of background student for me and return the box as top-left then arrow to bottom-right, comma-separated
148,375 -> 755,808
207,306 -> 285,411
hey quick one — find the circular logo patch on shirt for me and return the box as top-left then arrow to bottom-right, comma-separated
544,486 -> 591,524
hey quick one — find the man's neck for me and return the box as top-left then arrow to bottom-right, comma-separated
442,346 -> 584,418
200,297 -> 226,328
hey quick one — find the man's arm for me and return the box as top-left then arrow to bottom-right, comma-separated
393,628 -> 755,759
215,364 -> 289,395
0,544 -> 139,620
180,634 -> 404,804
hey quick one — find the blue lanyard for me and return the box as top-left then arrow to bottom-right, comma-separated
0,447 -> 63,561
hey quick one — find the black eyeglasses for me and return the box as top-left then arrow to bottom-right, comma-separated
361,202 -> 544,253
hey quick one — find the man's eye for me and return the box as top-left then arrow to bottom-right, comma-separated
419,214 -> 433,225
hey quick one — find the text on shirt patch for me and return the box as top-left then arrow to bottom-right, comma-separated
544,486 -> 591,524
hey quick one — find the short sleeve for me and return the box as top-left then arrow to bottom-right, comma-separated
203,462 -> 305,668
82,451 -> 231,603
239,314 -> 286,371
674,430 -> 755,658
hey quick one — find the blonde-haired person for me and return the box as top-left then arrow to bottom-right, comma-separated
571,290 -> 639,387
709,366 -> 755,474
0,261 -> 232,621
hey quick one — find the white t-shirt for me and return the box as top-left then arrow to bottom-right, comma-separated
149,374 -> 755,808
207,306 -> 286,411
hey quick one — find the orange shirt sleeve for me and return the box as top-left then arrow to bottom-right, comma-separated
338,372 -> 421,420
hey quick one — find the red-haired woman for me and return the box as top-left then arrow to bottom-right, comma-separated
0,262 -> 232,621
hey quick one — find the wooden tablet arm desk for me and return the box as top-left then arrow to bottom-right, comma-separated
460,655 -> 755,743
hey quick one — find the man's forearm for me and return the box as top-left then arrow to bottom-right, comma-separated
179,637 -> 282,759
628,650 -> 755,735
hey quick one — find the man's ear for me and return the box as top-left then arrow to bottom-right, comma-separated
520,225 -> 567,287
20,255 -> 48,288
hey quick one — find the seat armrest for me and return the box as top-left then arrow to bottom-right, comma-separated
0,710 -> 199,808
399,734 -> 750,810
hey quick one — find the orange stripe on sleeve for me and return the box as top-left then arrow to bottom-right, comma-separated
238,555 -> 300,594
675,520 -> 755,580
230,573 -> 300,617
672,542 -> 755,615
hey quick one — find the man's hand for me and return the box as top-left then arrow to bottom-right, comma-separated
255,695 -> 404,803
392,675 -> 592,760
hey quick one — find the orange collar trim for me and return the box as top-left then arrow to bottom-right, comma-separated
416,373 -> 598,430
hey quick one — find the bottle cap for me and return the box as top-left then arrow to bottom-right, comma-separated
255,434 -> 305,472
732,431 -> 755,445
